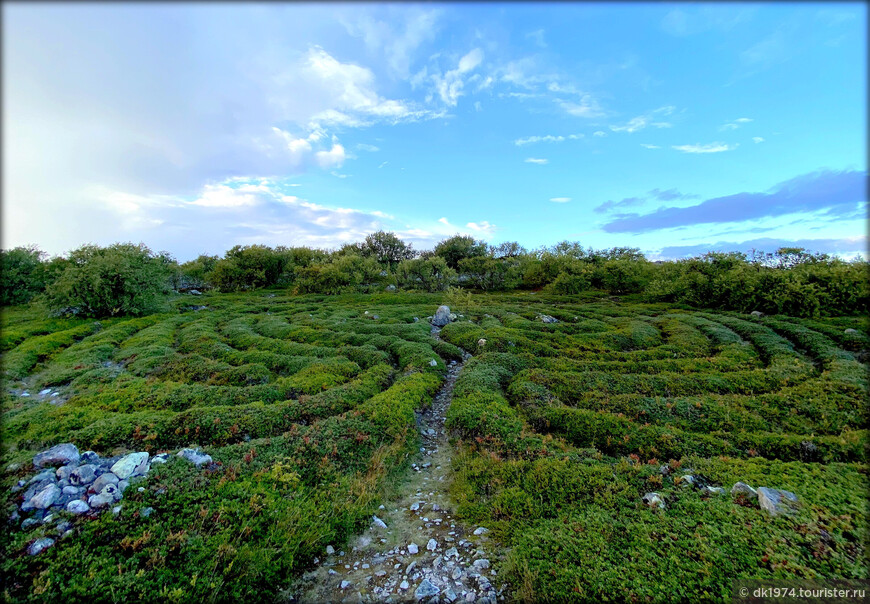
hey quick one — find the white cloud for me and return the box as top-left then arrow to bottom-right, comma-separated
526,28 -> 546,48
429,48 -> 485,106
514,133 -> 584,146
356,143 -> 380,152
640,144 -> 661,149
378,161 -> 389,168
524,158 -> 549,164
558,96 -> 604,118
753,136 -> 765,143
190,183 -> 267,208
315,142 -> 346,168
593,131 -> 607,137
719,117 -> 753,131
672,142 -> 739,154
549,197 -> 571,203
474,101 -> 482,111
466,220 -> 496,235
610,106 -> 675,133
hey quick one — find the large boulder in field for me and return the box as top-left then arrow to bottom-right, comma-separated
432,305 -> 452,327
33,444 -> 80,468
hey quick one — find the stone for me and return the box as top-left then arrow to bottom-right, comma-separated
757,487 -> 799,517
111,452 -> 150,480
642,492 -> 666,510
356,535 -> 372,548
151,453 -> 170,465
432,305 -> 452,327
452,567 -> 462,581
33,443 -> 80,468
118,480 -> 130,493
70,464 -> 97,486
341,581 -> 352,590
27,538 -> 55,556
844,328 -> 858,334
326,545 -> 335,555
375,570 -> 387,578
705,486 -> 725,495
408,543 -> 419,554
80,451 -> 100,464
539,314 -> 558,324
21,518 -> 39,530
750,310 -> 763,317
385,285 -> 397,292
400,581 -> 409,591
473,527 -> 489,536
474,559 -> 491,570
112,505 -> 123,516
55,465 -> 76,482
444,588 -> 458,602
26,484 -> 61,511
429,359 -> 438,367
88,484 -> 120,509
415,579 -> 440,599
177,448 -> 213,466
62,486 -> 81,496
433,555 -> 442,569
66,500 -> 90,515
410,502 -> 420,511
56,521 -> 72,534
141,507 -> 154,518
465,592 -> 476,602
427,538 -> 437,551
189,289 -> 202,295
28,469 -> 57,485
445,547 -> 458,559
89,473 -> 119,494
731,482 -> 757,498
406,561 -> 417,574
373,515 -> 387,529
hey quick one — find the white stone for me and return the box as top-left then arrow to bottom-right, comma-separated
472,527 -> 489,536
111,452 -> 149,480
427,538 -> 437,551
408,543 -> 419,554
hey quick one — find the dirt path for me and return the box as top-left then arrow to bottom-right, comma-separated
288,329 -> 505,603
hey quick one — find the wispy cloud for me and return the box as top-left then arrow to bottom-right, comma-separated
549,197 -> 571,203
752,136 -> 765,143
466,220 -> 497,234
640,144 -> 660,149
594,196 -> 645,214
514,134 -> 583,146
719,117 -> 753,131
593,131 -> 607,137
524,158 -> 548,165
648,188 -> 699,201
602,169 -> 867,233
356,143 -> 380,152
609,106 -> 675,133
426,48 -> 485,107
672,142 -> 738,154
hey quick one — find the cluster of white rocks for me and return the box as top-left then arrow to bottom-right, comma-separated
642,467 -> 799,517
8,443 -> 214,555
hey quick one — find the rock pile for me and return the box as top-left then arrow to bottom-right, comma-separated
9,443 -> 214,555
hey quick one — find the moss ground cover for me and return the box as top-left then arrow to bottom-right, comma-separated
2,291 -> 866,602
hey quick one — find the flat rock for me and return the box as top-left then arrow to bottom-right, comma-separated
111,452 -> 149,480
472,527 -> 489,536
731,482 -> 757,498
415,578 -> 440,599
33,443 -> 80,468
27,538 -> 55,556
177,448 -> 213,466
757,487 -> 799,516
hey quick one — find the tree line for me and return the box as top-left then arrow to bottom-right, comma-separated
1,232 -> 867,318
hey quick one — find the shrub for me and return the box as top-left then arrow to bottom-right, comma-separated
45,243 -> 172,318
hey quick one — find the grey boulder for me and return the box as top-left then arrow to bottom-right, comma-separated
23,484 -> 61,511
33,443 -> 80,468
731,482 -> 758,499
432,305 -> 452,327
66,500 -> 91,515
415,579 -> 440,599
89,472 -> 119,494
69,464 -> 98,486
757,487 -> 799,517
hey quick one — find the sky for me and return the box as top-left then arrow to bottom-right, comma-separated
3,1 -> 867,262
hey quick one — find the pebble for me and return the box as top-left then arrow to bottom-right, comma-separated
27,537 -> 55,556
427,538 -> 437,551
340,580 -> 351,589
408,543 -> 419,554
473,527 -> 489,536
399,581 -> 409,590
373,515 -> 388,529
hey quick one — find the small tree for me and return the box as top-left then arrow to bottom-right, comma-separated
0,245 -> 48,305
363,231 -> 415,269
433,235 -> 487,270
45,243 -> 172,317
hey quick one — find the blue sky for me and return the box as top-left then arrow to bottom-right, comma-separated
3,2 -> 866,261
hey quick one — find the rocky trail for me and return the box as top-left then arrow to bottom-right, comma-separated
288,327 -> 505,604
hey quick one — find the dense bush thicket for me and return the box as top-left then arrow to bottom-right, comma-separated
2,235 -> 867,317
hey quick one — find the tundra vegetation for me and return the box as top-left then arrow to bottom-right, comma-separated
1,234 -> 867,602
